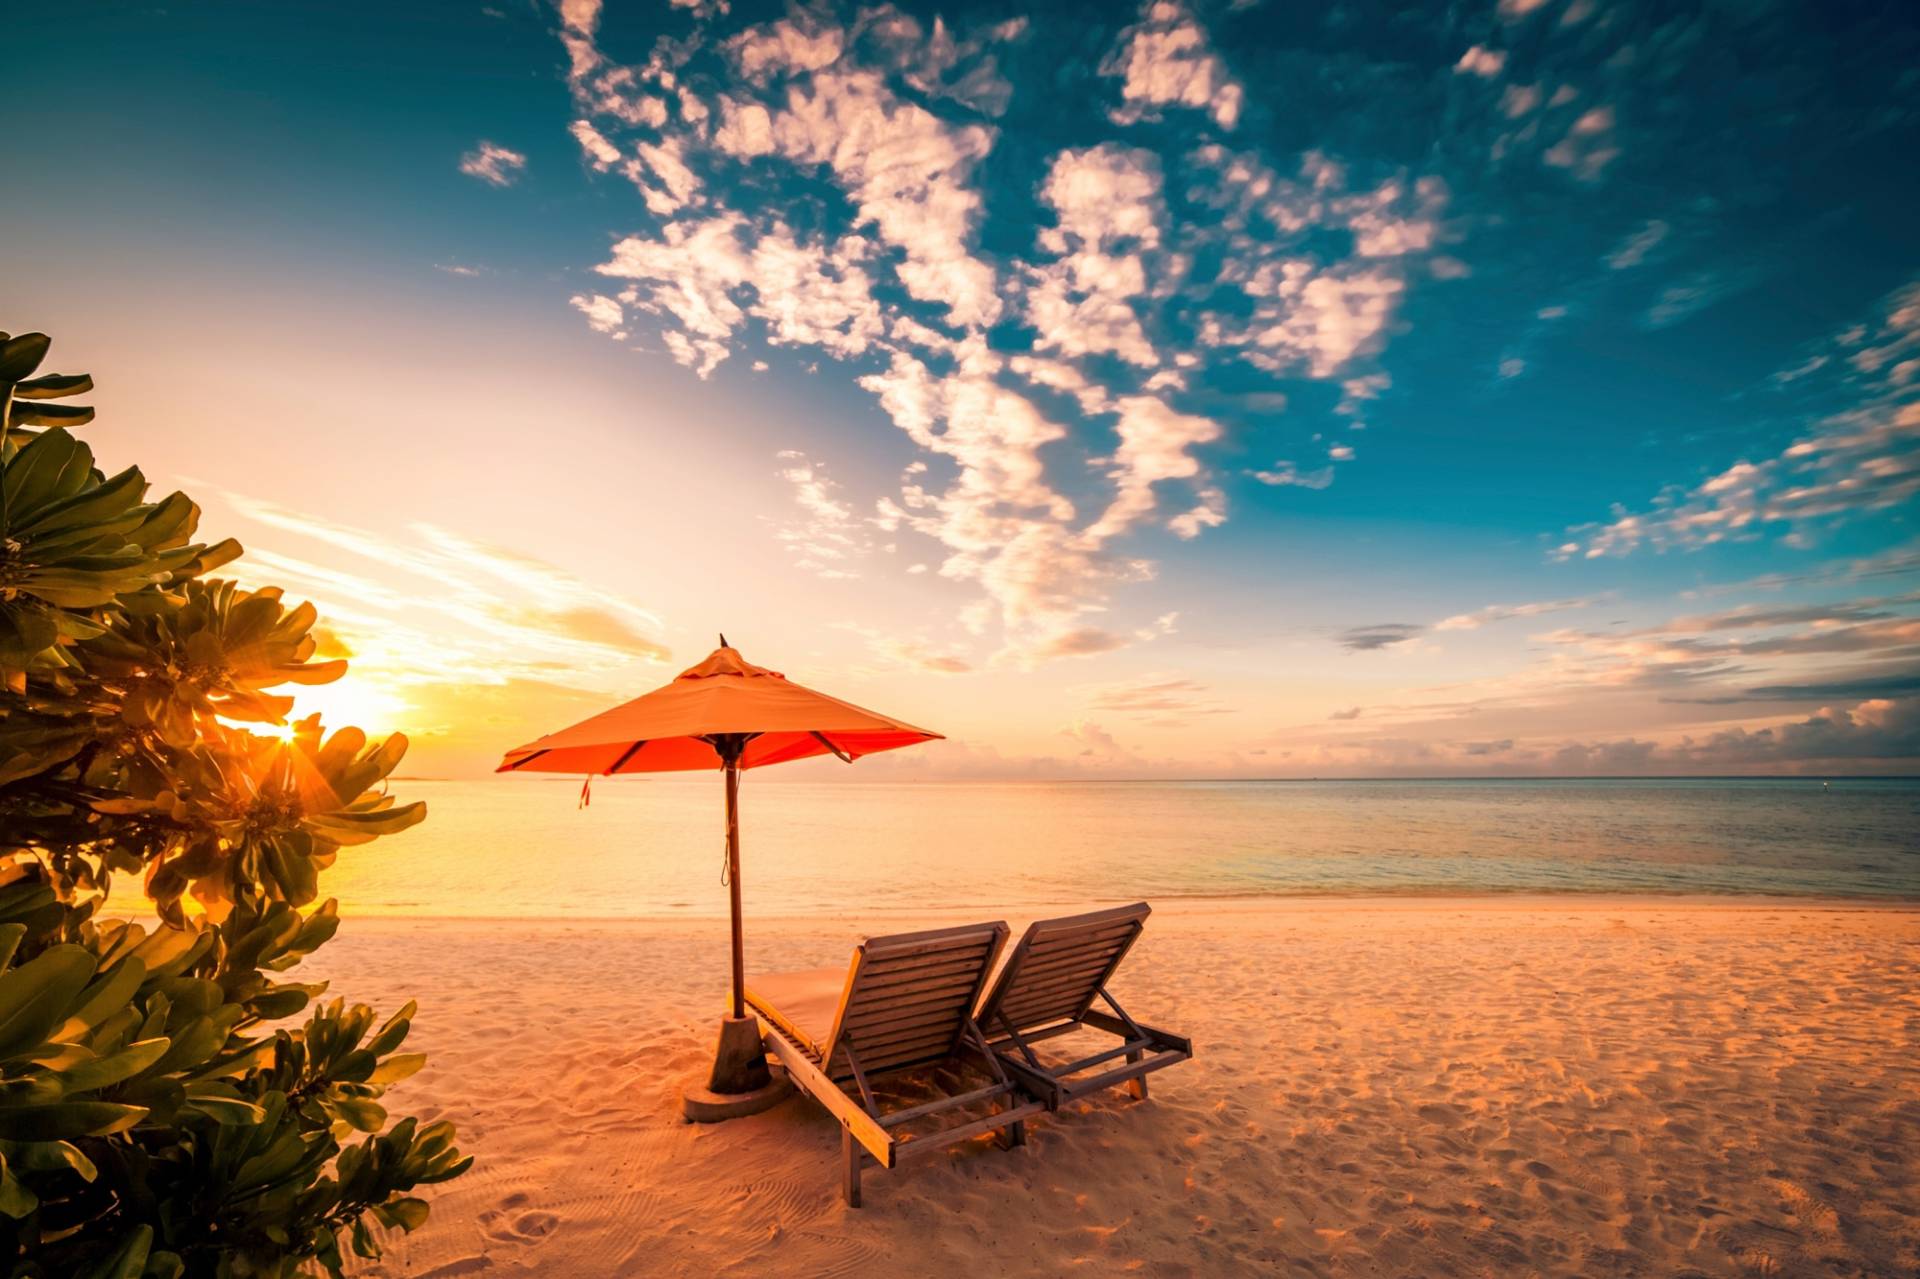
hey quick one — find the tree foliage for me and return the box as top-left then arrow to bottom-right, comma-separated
0,331 -> 470,1277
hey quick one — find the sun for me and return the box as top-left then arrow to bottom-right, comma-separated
290,679 -> 413,735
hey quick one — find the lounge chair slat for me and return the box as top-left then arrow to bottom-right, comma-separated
1017,931 -> 1132,961
973,904 -> 1191,1113
1012,945 -> 1132,979
853,957 -> 993,991
842,987 -> 984,1025
858,925 -> 1005,960
856,945 -> 999,976
998,971 -> 1120,1010
843,1005 -> 980,1042
844,1016 -> 969,1051
1023,924 -> 1142,956
752,919 -> 1030,1206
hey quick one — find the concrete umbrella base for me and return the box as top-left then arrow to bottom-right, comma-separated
681,1014 -> 794,1122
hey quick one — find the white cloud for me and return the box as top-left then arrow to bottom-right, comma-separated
569,293 -> 626,339
863,8 -> 1023,117
1025,145 -> 1167,368
1434,597 -> 1598,630
594,213 -> 883,373
1085,397 -> 1224,542
713,97 -> 774,156
1501,83 -> 1542,117
1606,219 -> 1669,270
569,119 -> 622,170
548,2 -> 1450,664
1542,104 -> 1620,181
1645,271 -> 1735,329
1497,0 -> 1551,20
727,14 -> 844,82
1103,0 -> 1244,131
1562,400 -> 1920,560
458,141 -> 527,187
1454,45 -> 1506,78
1250,460 -> 1335,489
768,67 -> 1000,327
772,450 -> 869,579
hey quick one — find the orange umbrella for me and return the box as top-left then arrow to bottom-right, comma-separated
497,638 -> 941,1106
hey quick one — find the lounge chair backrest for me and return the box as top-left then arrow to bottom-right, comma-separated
821,921 -> 1009,1081
975,902 -> 1151,1034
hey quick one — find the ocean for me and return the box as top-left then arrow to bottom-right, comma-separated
314,776 -> 1920,918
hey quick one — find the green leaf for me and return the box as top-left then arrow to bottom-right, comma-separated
180,1094 -> 266,1125
55,956 -> 148,1040
0,332 -> 50,382
366,1052 -> 427,1085
78,1224 -> 153,1279
0,1158 -> 38,1219
379,1196 -> 430,1232
60,1038 -> 171,1091
0,944 -> 97,1060
11,372 -> 92,399
332,1096 -> 387,1133
0,1101 -> 148,1141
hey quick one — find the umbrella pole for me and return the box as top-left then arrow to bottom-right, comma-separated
685,732 -> 785,1120
724,754 -> 745,1020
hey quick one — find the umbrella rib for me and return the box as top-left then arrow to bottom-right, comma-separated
607,740 -> 649,773
810,731 -> 853,763
504,749 -> 550,771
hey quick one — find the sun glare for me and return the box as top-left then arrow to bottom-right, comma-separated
291,679 -> 413,736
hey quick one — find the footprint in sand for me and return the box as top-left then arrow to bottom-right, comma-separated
478,1194 -> 561,1244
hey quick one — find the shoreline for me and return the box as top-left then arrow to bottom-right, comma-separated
322,891 -> 1920,928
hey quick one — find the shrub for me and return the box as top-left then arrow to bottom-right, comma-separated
0,331 -> 471,1277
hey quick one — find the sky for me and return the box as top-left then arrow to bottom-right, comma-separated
5,0 -> 1918,778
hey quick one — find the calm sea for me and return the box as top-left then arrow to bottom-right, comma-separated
313,777 -> 1920,918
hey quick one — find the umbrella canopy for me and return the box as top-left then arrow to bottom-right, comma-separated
496,639 -> 941,1097
496,641 -> 940,775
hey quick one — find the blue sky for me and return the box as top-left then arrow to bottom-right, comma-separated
5,0 -> 1918,776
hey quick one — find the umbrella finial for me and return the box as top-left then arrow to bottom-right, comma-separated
719,632 -> 730,649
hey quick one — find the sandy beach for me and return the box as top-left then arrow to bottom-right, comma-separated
296,898 -> 1920,1278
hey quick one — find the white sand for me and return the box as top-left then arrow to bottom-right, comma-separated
307,899 -> 1920,1278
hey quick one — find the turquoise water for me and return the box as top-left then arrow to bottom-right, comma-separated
312,776 -> 1920,918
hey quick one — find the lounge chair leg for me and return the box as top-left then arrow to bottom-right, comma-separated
1006,1116 -> 1027,1150
1126,1050 -> 1148,1101
842,1128 -> 862,1208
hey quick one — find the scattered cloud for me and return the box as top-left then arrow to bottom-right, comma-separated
1338,623 -> 1425,652
1103,0 -> 1244,131
569,293 -> 626,339
458,140 -> 527,187
1497,0 -> 1551,21
1454,45 -> 1506,79
1561,275 -> 1920,560
771,450 -> 872,579
552,1 -> 1447,663
1605,219 -> 1669,270
1250,460 -> 1334,489
1083,675 -> 1234,725
1435,597 -> 1599,630
1029,627 -> 1133,661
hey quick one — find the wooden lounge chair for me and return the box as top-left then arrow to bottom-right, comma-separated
975,902 -> 1192,1110
747,921 -> 1045,1207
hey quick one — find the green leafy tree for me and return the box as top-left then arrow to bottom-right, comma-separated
0,331 -> 470,1277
